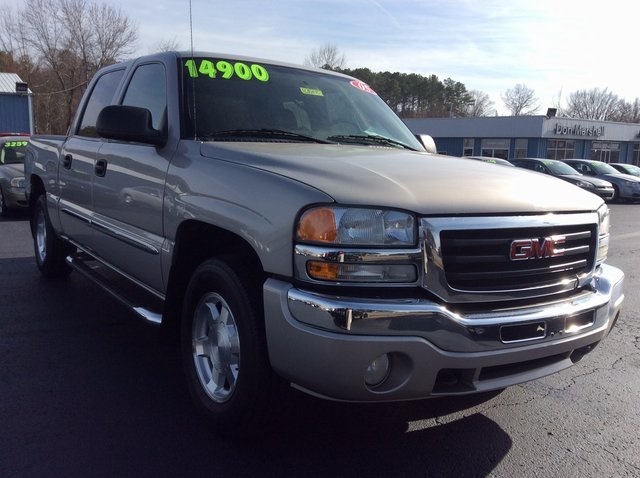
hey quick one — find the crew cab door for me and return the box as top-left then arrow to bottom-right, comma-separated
90,62 -> 170,293
58,68 -> 125,246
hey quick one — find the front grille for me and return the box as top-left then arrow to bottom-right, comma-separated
440,224 -> 596,292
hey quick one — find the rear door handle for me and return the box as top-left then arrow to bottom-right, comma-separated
63,154 -> 72,169
95,159 -> 108,177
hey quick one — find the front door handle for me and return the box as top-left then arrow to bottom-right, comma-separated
95,159 -> 108,177
62,154 -> 72,169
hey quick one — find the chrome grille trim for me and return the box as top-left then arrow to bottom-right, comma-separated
420,213 -> 600,303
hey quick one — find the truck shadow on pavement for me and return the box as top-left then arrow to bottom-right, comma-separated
1,259 -> 512,478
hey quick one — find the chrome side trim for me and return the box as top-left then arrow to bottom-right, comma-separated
59,199 -> 160,255
60,205 -> 91,224
91,219 -> 160,255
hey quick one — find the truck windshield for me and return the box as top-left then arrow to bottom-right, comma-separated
181,57 -> 423,151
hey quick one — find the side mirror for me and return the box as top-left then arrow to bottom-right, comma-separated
97,105 -> 167,147
415,134 -> 437,154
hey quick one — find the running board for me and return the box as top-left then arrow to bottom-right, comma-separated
66,253 -> 164,325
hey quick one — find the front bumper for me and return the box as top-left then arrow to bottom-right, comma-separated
3,186 -> 28,210
619,182 -> 640,200
594,186 -> 615,200
263,264 -> 624,402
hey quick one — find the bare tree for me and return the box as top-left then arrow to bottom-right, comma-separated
304,43 -> 346,70
616,98 -> 640,123
462,90 -> 495,117
152,37 -> 181,53
0,0 -> 137,133
501,84 -> 540,116
563,88 -> 623,121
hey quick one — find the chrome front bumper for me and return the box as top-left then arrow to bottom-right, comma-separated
263,264 -> 624,402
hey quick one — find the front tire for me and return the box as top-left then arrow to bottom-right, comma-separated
611,185 -> 621,203
31,194 -> 74,278
181,258 -> 283,432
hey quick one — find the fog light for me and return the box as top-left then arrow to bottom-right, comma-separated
364,354 -> 390,387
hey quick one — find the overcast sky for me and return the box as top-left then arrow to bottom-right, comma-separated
3,0 -> 638,114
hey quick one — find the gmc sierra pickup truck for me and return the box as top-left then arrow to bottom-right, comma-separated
25,51 -> 624,430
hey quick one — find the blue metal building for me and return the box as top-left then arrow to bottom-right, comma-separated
0,72 -> 34,134
405,116 -> 640,166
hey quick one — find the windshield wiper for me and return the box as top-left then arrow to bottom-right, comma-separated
204,129 -> 334,144
326,134 -> 418,150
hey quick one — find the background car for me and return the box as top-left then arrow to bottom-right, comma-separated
511,157 -> 615,201
464,156 -> 514,166
0,135 -> 30,216
564,158 -> 640,202
609,162 -> 640,177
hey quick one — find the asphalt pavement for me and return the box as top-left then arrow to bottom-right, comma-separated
1,206 -> 639,478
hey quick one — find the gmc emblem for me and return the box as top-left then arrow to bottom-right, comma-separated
510,236 -> 566,260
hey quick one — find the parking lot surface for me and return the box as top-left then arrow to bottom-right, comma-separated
1,205 -> 639,477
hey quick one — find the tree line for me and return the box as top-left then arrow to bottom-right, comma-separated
307,44 -> 640,123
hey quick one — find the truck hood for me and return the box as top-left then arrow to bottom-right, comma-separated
200,143 -> 603,214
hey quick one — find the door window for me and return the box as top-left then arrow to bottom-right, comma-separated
122,63 -> 167,131
77,69 -> 125,137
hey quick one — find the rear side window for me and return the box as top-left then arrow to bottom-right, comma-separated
77,69 -> 125,137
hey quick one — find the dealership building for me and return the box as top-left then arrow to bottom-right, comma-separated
404,115 -> 640,165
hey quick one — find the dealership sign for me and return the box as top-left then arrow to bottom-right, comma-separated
554,123 -> 604,137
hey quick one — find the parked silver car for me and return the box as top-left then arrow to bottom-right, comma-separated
0,136 -> 29,216
512,158 -> 615,201
609,162 -> 640,177
564,159 -> 640,202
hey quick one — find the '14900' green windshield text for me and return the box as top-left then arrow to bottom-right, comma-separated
184,59 -> 269,82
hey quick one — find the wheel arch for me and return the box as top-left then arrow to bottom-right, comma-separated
163,219 -> 266,331
28,174 -> 46,208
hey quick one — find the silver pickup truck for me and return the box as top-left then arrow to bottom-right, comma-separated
25,51 -> 624,430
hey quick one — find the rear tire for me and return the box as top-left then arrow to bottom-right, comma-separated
180,258 -> 284,433
31,194 -> 74,278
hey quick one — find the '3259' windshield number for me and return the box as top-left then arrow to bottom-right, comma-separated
184,59 -> 269,82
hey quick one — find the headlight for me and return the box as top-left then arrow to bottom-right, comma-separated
596,204 -> 610,265
10,177 -> 25,189
296,206 -> 416,246
295,206 -> 419,284
575,180 -> 594,189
